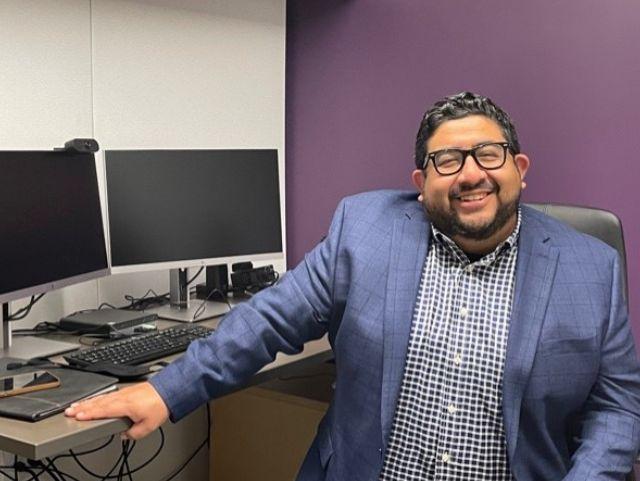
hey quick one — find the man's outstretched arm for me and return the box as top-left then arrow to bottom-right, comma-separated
66,198 -> 348,436
563,254 -> 640,480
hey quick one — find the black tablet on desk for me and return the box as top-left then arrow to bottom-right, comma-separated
0,358 -> 118,422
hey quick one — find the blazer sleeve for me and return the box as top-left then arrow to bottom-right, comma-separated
149,199 -> 346,421
563,253 -> 640,480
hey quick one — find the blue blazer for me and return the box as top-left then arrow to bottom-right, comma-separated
152,190 -> 640,481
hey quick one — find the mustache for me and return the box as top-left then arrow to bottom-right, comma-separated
449,179 -> 498,198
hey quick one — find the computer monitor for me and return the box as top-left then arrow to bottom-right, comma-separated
0,149 -> 109,358
104,149 -> 283,321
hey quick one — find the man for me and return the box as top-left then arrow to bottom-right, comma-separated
67,92 -> 640,480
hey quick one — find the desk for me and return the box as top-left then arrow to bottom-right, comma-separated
0,315 -> 332,467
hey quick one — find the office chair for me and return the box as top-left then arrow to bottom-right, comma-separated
527,203 -> 634,481
527,203 -> 628,302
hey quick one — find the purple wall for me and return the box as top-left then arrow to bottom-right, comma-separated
286,0 -> 640,338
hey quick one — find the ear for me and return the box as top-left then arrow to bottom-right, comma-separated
411,169 -> 426,191
514,153 -> 530,187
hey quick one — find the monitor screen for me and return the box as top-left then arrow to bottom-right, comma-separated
105,149 -> 283,270
0,150 -> 109,304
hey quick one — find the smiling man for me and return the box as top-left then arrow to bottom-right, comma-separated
67,92 -> 640,480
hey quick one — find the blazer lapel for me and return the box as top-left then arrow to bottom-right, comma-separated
381,214 -> 430,447
502,207 -> 559,461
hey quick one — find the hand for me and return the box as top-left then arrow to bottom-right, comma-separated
65,382 -> 170,440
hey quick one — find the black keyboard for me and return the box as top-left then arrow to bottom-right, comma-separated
64,324 -> 214,368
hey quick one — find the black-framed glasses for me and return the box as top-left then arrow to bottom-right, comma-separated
423,142 -> 512,175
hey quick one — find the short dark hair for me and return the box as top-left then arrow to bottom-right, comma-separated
414,91 -> 521,169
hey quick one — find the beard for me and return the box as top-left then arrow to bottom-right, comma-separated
424,181 -> 520,241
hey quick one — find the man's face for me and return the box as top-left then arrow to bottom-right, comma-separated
411,115 -> 530,250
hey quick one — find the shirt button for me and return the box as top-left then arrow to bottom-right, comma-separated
453,353 -> 462,365
465,264 -> 474,273
459,307 -> 468,319
447,403 -> 456,414
442,452 -> 450,463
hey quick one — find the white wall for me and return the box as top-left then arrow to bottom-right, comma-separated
0,0 -> 285,330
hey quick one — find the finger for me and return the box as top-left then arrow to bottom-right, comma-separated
126,421 -> 156,440
66,394 -> 132,420
65,396 -> 111,417
65,393 -> 109,415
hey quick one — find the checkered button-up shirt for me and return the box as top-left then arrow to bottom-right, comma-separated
379,211 -> 521,480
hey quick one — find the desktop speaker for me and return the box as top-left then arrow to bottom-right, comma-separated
207,264 -> 229,294
196,264 -> 229,299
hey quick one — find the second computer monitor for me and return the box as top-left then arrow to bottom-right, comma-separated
104,149 -> 283,271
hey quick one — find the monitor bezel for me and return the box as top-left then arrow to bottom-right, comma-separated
0,267 -> 110,305
108,252 -> 284,275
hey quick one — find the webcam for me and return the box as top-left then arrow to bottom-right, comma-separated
54,138 -> 100,154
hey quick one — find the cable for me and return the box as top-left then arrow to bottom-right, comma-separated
1,460 -> 39,481
102,446 -> 128,481
122,443 -> 134,481
0,456 -> 19,481
3,436 -> 116,481
0,468 -> 18,480
114,427 -> 164,475
12,321 -> 63,337
116,440 -> 135,481
6,294 -> 46,321
98,302 -> 118,310
29,460 -> 64,481
159,438 -> 208,481
125,440 -> 136,481
55,436 -> 115,458
68,427 -> 164,479
123,289 -> 169,311
186,267 -> 204,286
191,288 -> 231,321
122,267 -> 202,312
66,446 -> 125,479
160,403 -> 211,481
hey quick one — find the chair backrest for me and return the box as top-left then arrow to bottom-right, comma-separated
525,203 -> 634,481
526,203 -> 628,303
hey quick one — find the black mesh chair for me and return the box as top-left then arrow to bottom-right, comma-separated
527,203 -> 634,480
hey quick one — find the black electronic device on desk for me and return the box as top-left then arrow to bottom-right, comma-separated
0,358 -> 117,421
230,262 -> 278,294
59,309 -> 158,336
64,324 -> 214,379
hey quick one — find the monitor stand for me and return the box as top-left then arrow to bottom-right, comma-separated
152,268 -> 230,322
1,303 -> 78,360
